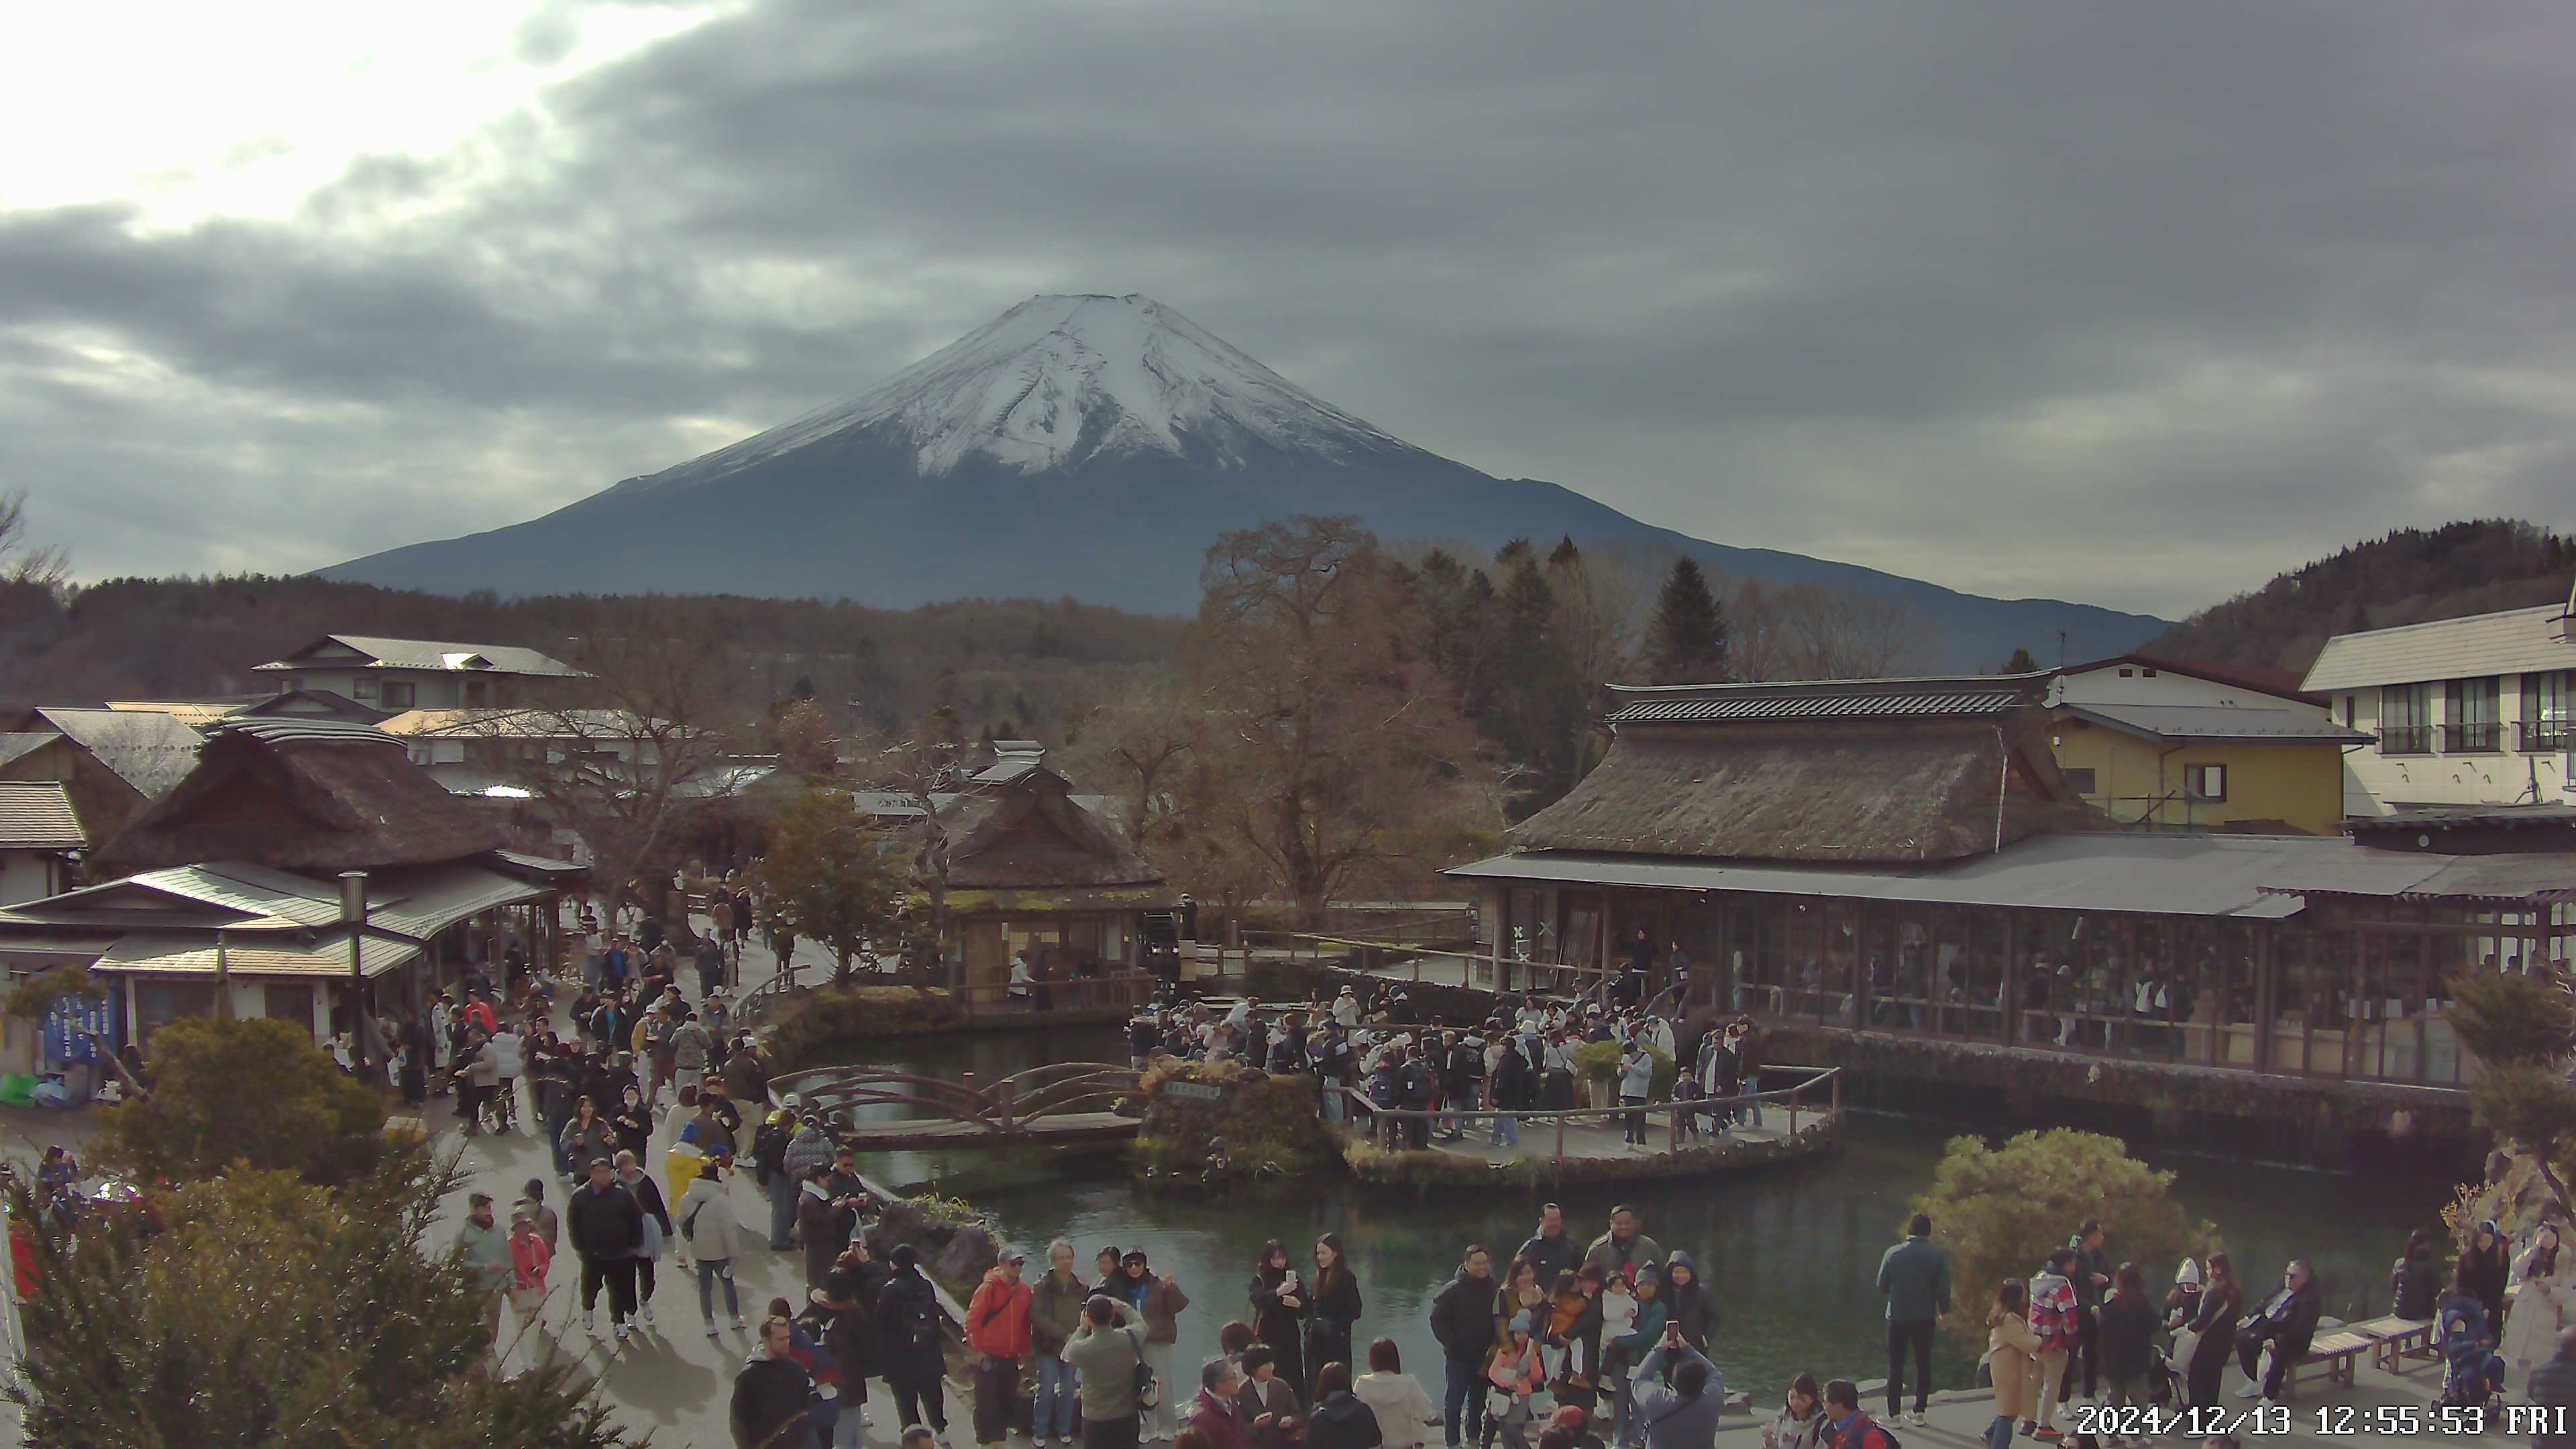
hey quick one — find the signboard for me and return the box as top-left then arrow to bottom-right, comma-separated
1162,1081 -> 1225,1103
42,994 -> 117,1066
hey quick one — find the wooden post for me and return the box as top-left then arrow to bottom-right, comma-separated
963,1071 -> 979,1125
996,1076 -> 1016,1134
1831,1068 -> 1842,1120
1787,1083 -> 1799,1137
1554,1111 -> 1566,1160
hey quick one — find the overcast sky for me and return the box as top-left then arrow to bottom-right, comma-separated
4,0 -> 2571,618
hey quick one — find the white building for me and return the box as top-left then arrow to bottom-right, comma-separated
254,634 -> 588,711
2301,601 -> 2576,816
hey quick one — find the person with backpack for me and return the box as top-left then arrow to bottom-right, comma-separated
879,1244 -> 954,1444
1876,1214 -> 1951,1427
968,1249 -> 1036,1449
2026,1250 -> 2080,1440
677,1148 -> 750,1336
1821,1381 -> 1899,1449
754,1106 -> 798,1250
1064,1293 -> 1148,1449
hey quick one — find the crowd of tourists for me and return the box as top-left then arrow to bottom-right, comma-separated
1126,986 -> 1773,1148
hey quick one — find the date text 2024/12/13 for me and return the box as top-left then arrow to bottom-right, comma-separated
2071,1404 -> 2505,1437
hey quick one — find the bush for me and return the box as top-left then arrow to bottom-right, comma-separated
1911,1128 -> 2216,1347
99,1017 -> 390,1188
2451,969 -> 2576,1067
7,1161 -> 630,1448
1572,1040 -> 1674,1099
1132,1058 -> 1333,1187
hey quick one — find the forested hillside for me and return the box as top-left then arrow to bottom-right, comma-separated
2147,520 -> 2574,675
0,574 -> 1187,739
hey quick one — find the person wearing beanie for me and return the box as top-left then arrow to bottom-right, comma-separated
1485,1309 -> 1547,1449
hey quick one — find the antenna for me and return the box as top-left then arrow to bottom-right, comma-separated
2056,629 -> 2067,668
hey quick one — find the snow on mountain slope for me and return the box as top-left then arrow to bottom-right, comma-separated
636,293 -> 1411,492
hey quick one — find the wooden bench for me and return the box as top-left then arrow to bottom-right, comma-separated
2347,1314 -> 2437,1373
2284,1330 -> 2374,1398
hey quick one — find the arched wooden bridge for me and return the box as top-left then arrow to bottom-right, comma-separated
775,1062 -> 1145,1151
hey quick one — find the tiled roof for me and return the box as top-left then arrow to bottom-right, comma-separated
1607,672 -> 2051,724
0,782 -> 85,849
2056,703 -> 2373,743
32,708 -> 203,798
2302,604 -> 2576,692
255,633 -> 586,678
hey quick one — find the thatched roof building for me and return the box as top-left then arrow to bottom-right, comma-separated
92,717 -> 506,877
927,757 -> 1175,994
1510,674 -> 2095,863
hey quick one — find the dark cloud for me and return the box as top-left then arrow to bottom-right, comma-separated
3,0 -> 2573,614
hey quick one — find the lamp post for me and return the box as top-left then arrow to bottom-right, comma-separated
340,871 -> 370,1074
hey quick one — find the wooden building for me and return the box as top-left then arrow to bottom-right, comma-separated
0,717 -> 581,1053
1448,675 -> 2573,1105
934,758 -> 1177,996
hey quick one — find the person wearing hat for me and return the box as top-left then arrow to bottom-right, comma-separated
877,1242 -> 955,1443
1485,1307 -> 1547,1449
968,1248 -> 1036,1449
506,1201 -> 555,1368
1116,1248 -> 1190,1442
568,1155 -> 647,1342
456,1191 -> 514,1363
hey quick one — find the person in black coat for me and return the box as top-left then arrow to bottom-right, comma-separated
812,1242 -> 890,1415
2235,1260 -> 2323,1401
1661,1252 -> 1717,1353
875,1244 -> 952,1436
1305,1362 -> 1383,1449
2394,1229 -> 2447,1321
1251,1240 -> 1311,1395
566,1158 -> 646,1338
2462,1220 -> 2511,1330
2096,1263 -> 2159,1407
1518,1206 -> 1582,1289
732,1318 -> 817,1449
1305,1234 -> 1364,1401
2184,1253 -> 2242,1408
1431,1247 -> 1501,1446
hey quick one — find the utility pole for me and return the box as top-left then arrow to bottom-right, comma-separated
341,871 -> 370,1075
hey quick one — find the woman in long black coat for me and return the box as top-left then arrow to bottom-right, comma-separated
2184,1252 -> 2242,1407
2461,1220 -> 2512,1330
1250,1239 -> 1311,1394
1303,1233 -> 1364,1399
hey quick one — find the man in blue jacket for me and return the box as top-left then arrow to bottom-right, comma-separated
1874,1214 -> 1951,1426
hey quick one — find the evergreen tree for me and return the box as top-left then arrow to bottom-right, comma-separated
1643,557 -> 1729,684
2000,645 -> 2040,674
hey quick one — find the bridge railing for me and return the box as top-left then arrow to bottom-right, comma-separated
1326,1063 -> 1841,1158
784,1061 -> 1143,1135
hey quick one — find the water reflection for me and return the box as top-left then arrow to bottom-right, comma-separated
820,1028 -> 2456,1399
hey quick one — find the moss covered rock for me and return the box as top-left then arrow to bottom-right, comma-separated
1130,1057 -> 1335,1188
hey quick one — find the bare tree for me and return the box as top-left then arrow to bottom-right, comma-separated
1722,577 -> 1937,681
1183,516 -> 1497,922
481,605 -> 739,920
1057,676 -> 1201,849
881,713 -> 963,987
0,488 -> 70,596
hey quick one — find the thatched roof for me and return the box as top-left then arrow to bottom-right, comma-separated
92,718 -> 506,875
939,764 -> 1163,890
1510,704 -> 2096,865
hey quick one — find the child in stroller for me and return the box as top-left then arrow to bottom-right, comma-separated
2436,1277 -> 2504,1412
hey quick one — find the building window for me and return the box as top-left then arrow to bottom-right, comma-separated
351,676 -> 377,700
2061,767 -> 2098,794
2445,676 -> 2501,752
380,680 -> 417,709
2380,683 -> 2432,754
2141,667 -> 2158,677
2339,694 -> 2355,728
2117,667 -> 2134,677
2524,670 -> 2573,752
2183,763 -> 2226,801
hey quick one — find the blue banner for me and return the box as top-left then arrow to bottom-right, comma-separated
41,994 -> 116,1065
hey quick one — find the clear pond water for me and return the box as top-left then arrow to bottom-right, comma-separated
818,1028 -> 2458,1402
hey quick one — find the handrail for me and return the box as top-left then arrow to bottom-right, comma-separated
1326,1063 -> 1841,1157
1240,930 -> 1624,981
787,1061 -> 1143,1135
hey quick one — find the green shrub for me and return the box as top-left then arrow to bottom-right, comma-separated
99,1017 -> 390,1189
2451,970 -> 2576,1067
1572,1040 -> 1674,1098
1911,1128 -> 2216,1348
1130,1059 -> 1332,1187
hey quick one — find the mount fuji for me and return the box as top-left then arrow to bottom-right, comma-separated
326,294 -> 2165,663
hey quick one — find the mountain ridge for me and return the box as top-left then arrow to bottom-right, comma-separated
327,293 -> 2167,667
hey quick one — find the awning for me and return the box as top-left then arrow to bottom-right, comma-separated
1447,832 -> 2326,919
2257,853 -> 2576,904
91,930 -> 420,979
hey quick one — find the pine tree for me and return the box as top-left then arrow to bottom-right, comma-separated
2001,646 -> 2040,674
1644,557 -> 1729,684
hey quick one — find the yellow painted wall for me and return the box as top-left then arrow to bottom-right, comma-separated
2050,719 -> 2347,833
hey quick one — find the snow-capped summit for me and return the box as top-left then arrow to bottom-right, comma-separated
653,294 -> 1411,490
327,294 -> 2169,665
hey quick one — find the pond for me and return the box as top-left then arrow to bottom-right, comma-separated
818,1028 -> 2459,1402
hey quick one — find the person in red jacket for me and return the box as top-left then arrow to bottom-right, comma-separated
968,1248 -> 1036,1449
